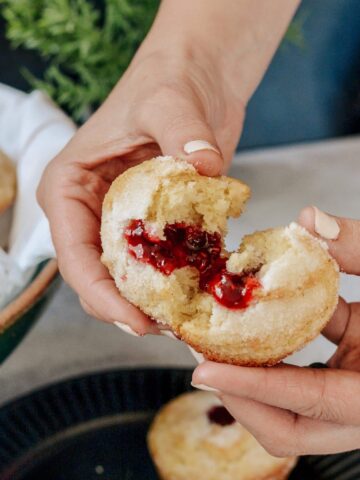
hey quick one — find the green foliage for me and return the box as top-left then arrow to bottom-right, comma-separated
0,0 -> 159,120
0,0 -> 303,122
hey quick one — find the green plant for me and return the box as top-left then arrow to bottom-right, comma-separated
1,0 -> 159,121
0,0 -> 303,122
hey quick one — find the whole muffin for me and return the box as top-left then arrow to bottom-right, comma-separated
0,150 -> 16,214
148,391 -> 297,480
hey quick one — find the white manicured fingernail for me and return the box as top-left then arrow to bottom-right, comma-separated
188,345 -> 205,363
191,382 -> 218,392
184,140 -> 220,155
314,207 -> 340,240
160,330 -> 178,340
114,321 -> 140,337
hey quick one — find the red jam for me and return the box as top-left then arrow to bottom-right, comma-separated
207,406 -> 235,426
124,220 -> 260,309
207,272 -> 261,309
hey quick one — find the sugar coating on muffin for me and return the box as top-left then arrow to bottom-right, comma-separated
0,150 -> 16,214
101,156 -> 339,365
148,391 -> 297,480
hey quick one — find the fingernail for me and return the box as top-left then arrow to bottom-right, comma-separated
188,345 -> 205,364
160,330 -> 179,340
313,207 -> 340,240
184,140 -> 220,155
114,321 -> 140,337
191,382 -> 218,392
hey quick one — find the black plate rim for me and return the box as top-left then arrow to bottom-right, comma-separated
0,366 -> 358,480
0,366 -> 191,412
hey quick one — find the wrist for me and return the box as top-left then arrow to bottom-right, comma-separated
138,0 -> 300,105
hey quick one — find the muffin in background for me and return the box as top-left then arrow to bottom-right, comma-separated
148,391 -> 297,480
0,150 -> 16,215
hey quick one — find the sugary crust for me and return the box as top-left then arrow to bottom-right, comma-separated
0,150 -> 16,214
101,156 -> 340,366
102,156 -> 250,235
177,234 -> 339,366
148,391 -> 297,480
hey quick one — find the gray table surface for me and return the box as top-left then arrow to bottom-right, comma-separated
1,136 -> 359,406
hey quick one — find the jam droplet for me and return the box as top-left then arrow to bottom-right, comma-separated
207,271 -> 261,310
207,405 -> 235,426
124,220 -> 261,309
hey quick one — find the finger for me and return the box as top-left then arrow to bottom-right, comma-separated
79,295 -> 155,337
44,184 -> 159,335
193,362 -> 360,425
298,206 -> 360,274
64,241 -> 157,334
322,296 -> 351,344
328,302 -> 360,370
139,93 -> 224,176
79,297 -> 101,320
221,394 -> 296,457
221,394 -> 360,456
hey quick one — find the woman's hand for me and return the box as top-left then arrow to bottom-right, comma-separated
37,0 -> 298,334
37,48 -> 239,335
192,207 -> 360,456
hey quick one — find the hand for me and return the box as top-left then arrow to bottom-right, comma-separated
37,44 -> 244,335
37,0 -> 298,334
192,207 -> 360,456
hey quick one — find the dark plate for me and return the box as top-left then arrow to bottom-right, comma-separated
0,368 -> 358,479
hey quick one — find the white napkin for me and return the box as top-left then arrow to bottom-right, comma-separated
0,84 -> 76,309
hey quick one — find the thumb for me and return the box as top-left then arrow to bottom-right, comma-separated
298,206 -> 360,275
141,99 -> 224,176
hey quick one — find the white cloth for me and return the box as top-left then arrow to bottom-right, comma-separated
0,84 -> 76,308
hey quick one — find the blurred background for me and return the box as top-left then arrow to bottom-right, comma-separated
1,0 -> 360,406
1,0 -> 360,405
0,1 -> 360,478
1,0 -> 360,148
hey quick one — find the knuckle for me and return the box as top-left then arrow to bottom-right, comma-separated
296,369 -> 327,420
136,84 -> 183,123
149,80 -> 190,103
252,370 -> 272,404
296,369 -> 347,423
79,298 -> 100,320
266,447 -> 292,458
62,167 -> 108,207
162,111 -> 204,137
37,160 -> 70,207
256,427 -> 297,458
297,401 -> 324,420
260,438 -> 294,458
258,416 -> 303,458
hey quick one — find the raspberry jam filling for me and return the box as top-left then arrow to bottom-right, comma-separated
207,405 -> 235,426
124,220 -> 261,309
